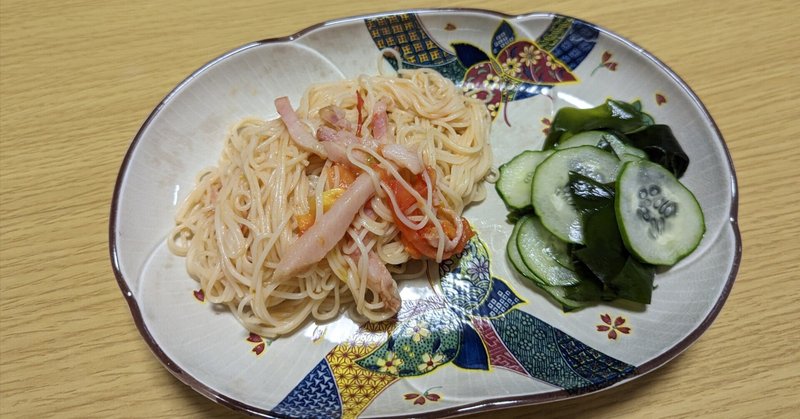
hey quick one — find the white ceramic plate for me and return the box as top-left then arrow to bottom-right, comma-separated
110,9 -> 740,418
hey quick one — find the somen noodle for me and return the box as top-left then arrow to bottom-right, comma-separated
168,69 -> 492,338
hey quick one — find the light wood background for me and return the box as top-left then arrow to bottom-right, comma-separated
2,0 -> 798,417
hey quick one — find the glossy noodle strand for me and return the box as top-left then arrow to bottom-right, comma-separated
168,69 -> 491,338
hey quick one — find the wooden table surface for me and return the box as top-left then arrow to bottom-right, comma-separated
2,0 -> 798,417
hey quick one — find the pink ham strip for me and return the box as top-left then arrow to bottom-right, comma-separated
275,96 -> 327,158
381,144 -> 423,175
320,141 -> 349,165
317,126 -> 381,166
319,105 -> 352,131
316,126 -> 353,165
316,126 -> 358,146
370,100 -> 388,140
347,248 -> 401,315
272,172 -> 375,281
366,250 -> 401,313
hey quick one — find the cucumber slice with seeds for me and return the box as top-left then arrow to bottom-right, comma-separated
616,160 -> 705,265
531,146 -> 621,244
495,150 -> 553,211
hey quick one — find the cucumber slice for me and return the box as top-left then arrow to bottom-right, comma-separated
515,215 -> 581,286
531,146 -> 621,244
556,130 -> 610,149
507,217 -> 589,310
506,217 -> 539,280
558,130 -> 647,162
495,150 -> 553,211
606,135 -> 648,162
544,288 -> 587,310
616,160 -> 705,265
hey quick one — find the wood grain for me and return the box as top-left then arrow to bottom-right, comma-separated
1,0 -> 798,417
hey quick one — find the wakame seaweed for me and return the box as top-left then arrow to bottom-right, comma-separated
543,99 -> 655,149
567,173 -> 655,304
624,124 -> 690,178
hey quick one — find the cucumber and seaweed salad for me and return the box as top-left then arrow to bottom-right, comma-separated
495,99 -> 704,310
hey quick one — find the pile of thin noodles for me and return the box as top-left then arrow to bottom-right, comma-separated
168,69 -> 492,337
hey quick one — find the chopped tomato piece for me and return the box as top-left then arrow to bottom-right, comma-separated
334,164 -> 357,188
393,216 -> 473,260
384,167 -> 472,260
387,168 -> 432,213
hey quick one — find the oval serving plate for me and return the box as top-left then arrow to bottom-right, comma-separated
110,9 -> 740,418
